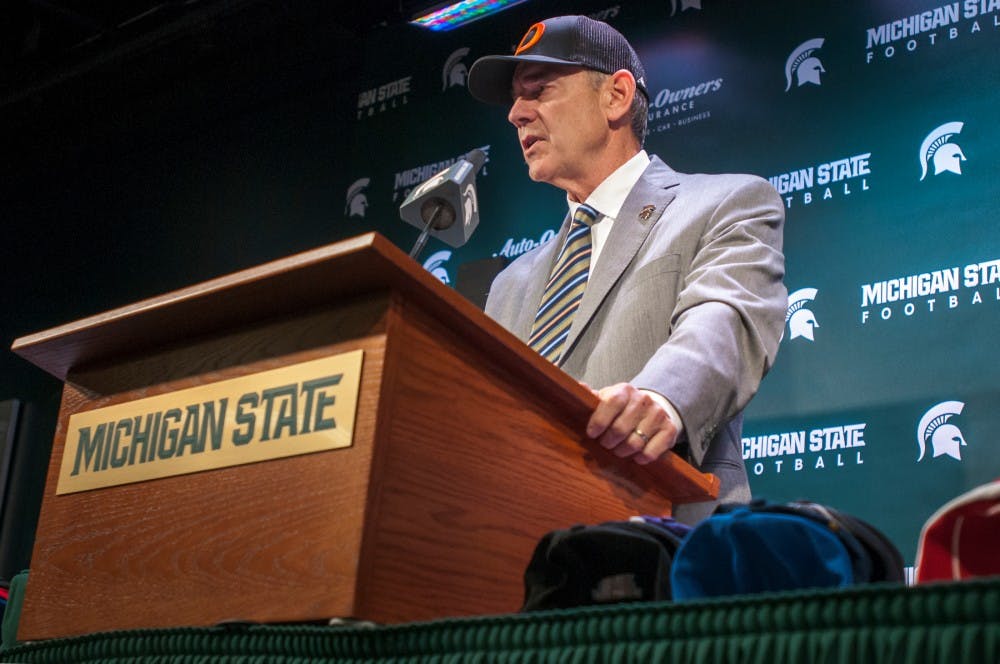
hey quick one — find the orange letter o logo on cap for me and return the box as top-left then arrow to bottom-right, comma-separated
515,23 -> 545,55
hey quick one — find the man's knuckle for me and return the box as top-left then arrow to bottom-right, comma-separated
615,441 -> 640,457
609,392 -> 629,409
635,450 -> 657,464
610,421 -> 632,439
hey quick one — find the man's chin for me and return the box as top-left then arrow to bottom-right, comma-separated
525,161 -> 552,184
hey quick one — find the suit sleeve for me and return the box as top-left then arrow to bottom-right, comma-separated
631,176 -> 786,466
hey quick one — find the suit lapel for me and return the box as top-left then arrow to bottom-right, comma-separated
560,158 -> 680,362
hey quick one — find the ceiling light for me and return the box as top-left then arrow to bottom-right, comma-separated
410,0 -> 529,32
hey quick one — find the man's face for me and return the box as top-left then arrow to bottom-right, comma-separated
508,62 -> 610,196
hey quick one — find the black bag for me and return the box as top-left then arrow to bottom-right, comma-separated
521,518 -> 690,612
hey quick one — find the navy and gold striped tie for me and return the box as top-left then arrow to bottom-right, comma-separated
528,204 -> 598,363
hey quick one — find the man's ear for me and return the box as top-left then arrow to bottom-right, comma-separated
605,69 -> 637,124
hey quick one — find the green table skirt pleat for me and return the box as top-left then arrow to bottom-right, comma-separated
5,579 -> 999,663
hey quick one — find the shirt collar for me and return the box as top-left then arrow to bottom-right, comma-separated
567,150 -> 651,221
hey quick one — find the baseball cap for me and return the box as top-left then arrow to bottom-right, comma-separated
467,15 -> 648,106
915,479 -> 1000,583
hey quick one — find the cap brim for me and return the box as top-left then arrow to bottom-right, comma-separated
467,54 -> 582,106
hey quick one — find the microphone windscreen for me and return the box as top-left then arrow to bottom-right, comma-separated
465,149 -> 487,173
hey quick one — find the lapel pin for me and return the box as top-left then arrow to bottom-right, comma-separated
639,205 -> 656,221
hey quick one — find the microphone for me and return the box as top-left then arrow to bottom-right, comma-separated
401,148 -> 486,259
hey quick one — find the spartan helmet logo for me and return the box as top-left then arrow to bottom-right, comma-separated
669,0 -> 702,16
345,178 -> 370,218
786,288 -> 819,341
917,401 -> 968,462
462,183 -> 478,228
785,38 -> 826,91
442,48 -> 470,90
919,121 -> 966,181
422,249 -> 452,284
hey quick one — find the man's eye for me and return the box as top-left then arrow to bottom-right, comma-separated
512,81 -> 548,101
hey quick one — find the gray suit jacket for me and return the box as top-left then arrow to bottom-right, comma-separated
485,156 -> 786,523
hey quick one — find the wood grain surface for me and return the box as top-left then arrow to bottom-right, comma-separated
20,300 -> 389,638
355,295 -> 677,621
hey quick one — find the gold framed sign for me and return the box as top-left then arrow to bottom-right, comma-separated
57,350 -> 364,495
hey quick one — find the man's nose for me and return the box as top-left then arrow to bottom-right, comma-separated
507,96 -> 534,127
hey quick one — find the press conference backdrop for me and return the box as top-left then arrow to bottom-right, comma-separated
338,0 -> 1000,562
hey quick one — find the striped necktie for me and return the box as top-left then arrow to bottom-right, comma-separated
528,204 -> 598,363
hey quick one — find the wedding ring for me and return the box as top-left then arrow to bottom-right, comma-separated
632,428 -> 651,444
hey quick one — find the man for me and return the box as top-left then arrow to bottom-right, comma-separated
467,15 -> 786,522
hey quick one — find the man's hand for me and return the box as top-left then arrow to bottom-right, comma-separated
585,382 -> 679,464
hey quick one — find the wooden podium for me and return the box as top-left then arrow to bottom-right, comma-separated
12,232 -> 718,640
